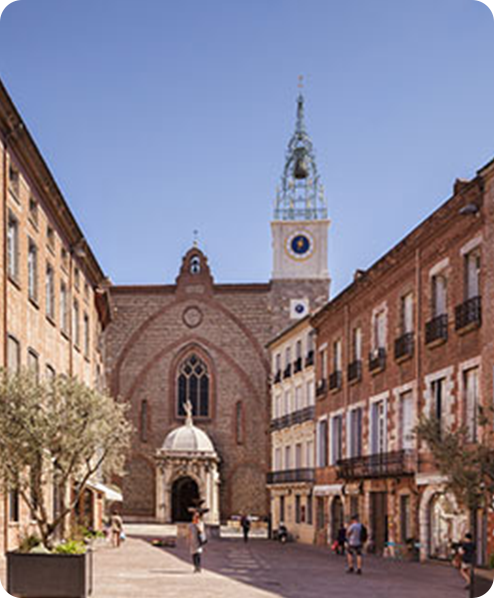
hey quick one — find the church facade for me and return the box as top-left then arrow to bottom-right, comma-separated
104,94 -> 331,522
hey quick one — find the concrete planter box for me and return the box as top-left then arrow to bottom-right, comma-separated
7,550 -> 93,598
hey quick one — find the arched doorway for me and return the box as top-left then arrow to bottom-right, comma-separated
429,493 -> 468,560
331,496 -> 344,542
172,477 -> 200,522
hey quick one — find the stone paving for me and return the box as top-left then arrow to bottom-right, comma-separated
0,524 -> 493,597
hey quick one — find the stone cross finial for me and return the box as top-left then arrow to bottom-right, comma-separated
184,399 -> 194,426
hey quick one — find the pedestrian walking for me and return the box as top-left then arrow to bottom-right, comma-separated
110,510 -> 124,548
346,514 -> 367,575
458,532 -> 476,590
188,512 -> 205,573
337,523 -> 347,555
241,514 -> 251,543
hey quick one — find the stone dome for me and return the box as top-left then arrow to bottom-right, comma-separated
162,421 -> 216,454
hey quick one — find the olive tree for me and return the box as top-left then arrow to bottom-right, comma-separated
0,370 -> 132,550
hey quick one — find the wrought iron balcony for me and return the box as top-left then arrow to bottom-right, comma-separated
425,314 -> 448,346
267,468 -> 315,485
293,357 -> 303,374
273,370 -> 281,384
394,332 -> 414,362
316,378 -> 327,397
455,296 -> 481,333
305,350 -> 314,367
348,360 -> 362,384
329,370 -> 342,391
337,450 -> 415,480
369,348 -> 386,374
283,364 -> 292,379
270,406 -> 315,431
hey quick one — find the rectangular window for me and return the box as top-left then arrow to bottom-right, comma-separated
400,391 -> 414,450
28,239 -> 38,302
333,339 -> 342,372
331,415 -> 343,465
27,349 -> 39,381
29,197 -> 39,227
8,163 -> 20,198
349,408 -> 363,458
295,495 -> 301,524
295,442 -> 303,469
284,445 -> 292,470
46,225 -> 55,252
306,440 -> 314,468
295,386 -> 303,411
275,448 -> 282,471
400,495 -> 411,542
46,264 -> 55,320
306,380 -> 314,406
61,247 -> 69,271
431,378 -> 445,434
432,274 -> 447,317
307,493 -> 313,525
73,299 -> 80,347
74,267 -> 80,290
296,340 -> 302,360
316,497 -> 325,529
319,349 -> 328,378
317,419 -> 328,467
275,353 -> 281,375
464,367 -> 479,442
279,496 -> 285,523
7,212 -> 19,281
60,282 -> 69,334
374,310 -> 386,350
401,293 -> 414,334
7,335 -> 20,372
352,327 -> 362,361
371,400 -> 386,455
465,251 -> 481,300
83,312 -> 90,356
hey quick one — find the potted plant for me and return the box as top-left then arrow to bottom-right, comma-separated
0,370 -> 132,598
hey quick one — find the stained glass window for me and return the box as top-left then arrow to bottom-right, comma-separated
177,354 -> 209,417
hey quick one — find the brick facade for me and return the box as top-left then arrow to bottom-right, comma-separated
105,248 -> 328,521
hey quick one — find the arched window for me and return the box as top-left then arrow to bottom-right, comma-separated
190,256 -> 201,275
177,354 -> 209,417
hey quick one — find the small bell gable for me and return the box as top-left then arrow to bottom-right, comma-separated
175,247 -> 214,296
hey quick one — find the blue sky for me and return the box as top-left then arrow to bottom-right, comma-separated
0,0 -> 493,293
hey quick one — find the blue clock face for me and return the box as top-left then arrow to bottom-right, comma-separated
291,234 -> 311,255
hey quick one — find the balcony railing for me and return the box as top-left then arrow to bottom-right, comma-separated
348,360 -> 362,384
305,350 -> 314,367
455,296 -> 481,333
283,364 -> 292,379
369,348 -> 386,374
267,468 -> 315,485
316,379 -> 327,397
329,370 -> 342,391
394,332 -> 414,362
425,314 -> 448,346
293,357 -> 303,374
337,450 -> 415,480
271,406 -> 315,431
273,370 -> 281,385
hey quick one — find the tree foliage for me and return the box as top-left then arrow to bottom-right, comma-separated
0,369 -> 132,549
416,411 -> 494,513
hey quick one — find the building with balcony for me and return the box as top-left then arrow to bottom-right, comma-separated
267,316 -> 317,544
310,166 -> 494,564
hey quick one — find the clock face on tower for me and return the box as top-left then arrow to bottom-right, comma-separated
286,231 -> 314,261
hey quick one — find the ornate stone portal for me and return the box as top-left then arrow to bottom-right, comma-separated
155,401 -> 220,524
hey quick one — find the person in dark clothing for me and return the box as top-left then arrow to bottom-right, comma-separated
459,532 -> 475,589
337,524 -> 347,555
241,514 -> 251,543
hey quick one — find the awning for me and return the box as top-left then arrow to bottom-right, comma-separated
87,481 -> 123,502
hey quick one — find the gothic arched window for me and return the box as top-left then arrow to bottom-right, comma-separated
177,354 -> 209,417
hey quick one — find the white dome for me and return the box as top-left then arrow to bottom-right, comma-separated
162,422 -> 215,454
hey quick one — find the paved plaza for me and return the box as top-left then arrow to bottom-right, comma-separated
0,524 -> 492,597
92,525 -> 490,598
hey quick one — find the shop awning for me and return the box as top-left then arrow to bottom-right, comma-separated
87,481 -> 123,502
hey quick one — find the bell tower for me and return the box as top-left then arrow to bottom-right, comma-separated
270,86 -> 330,324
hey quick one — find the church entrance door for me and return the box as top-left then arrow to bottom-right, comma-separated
171,477 -> 200,522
